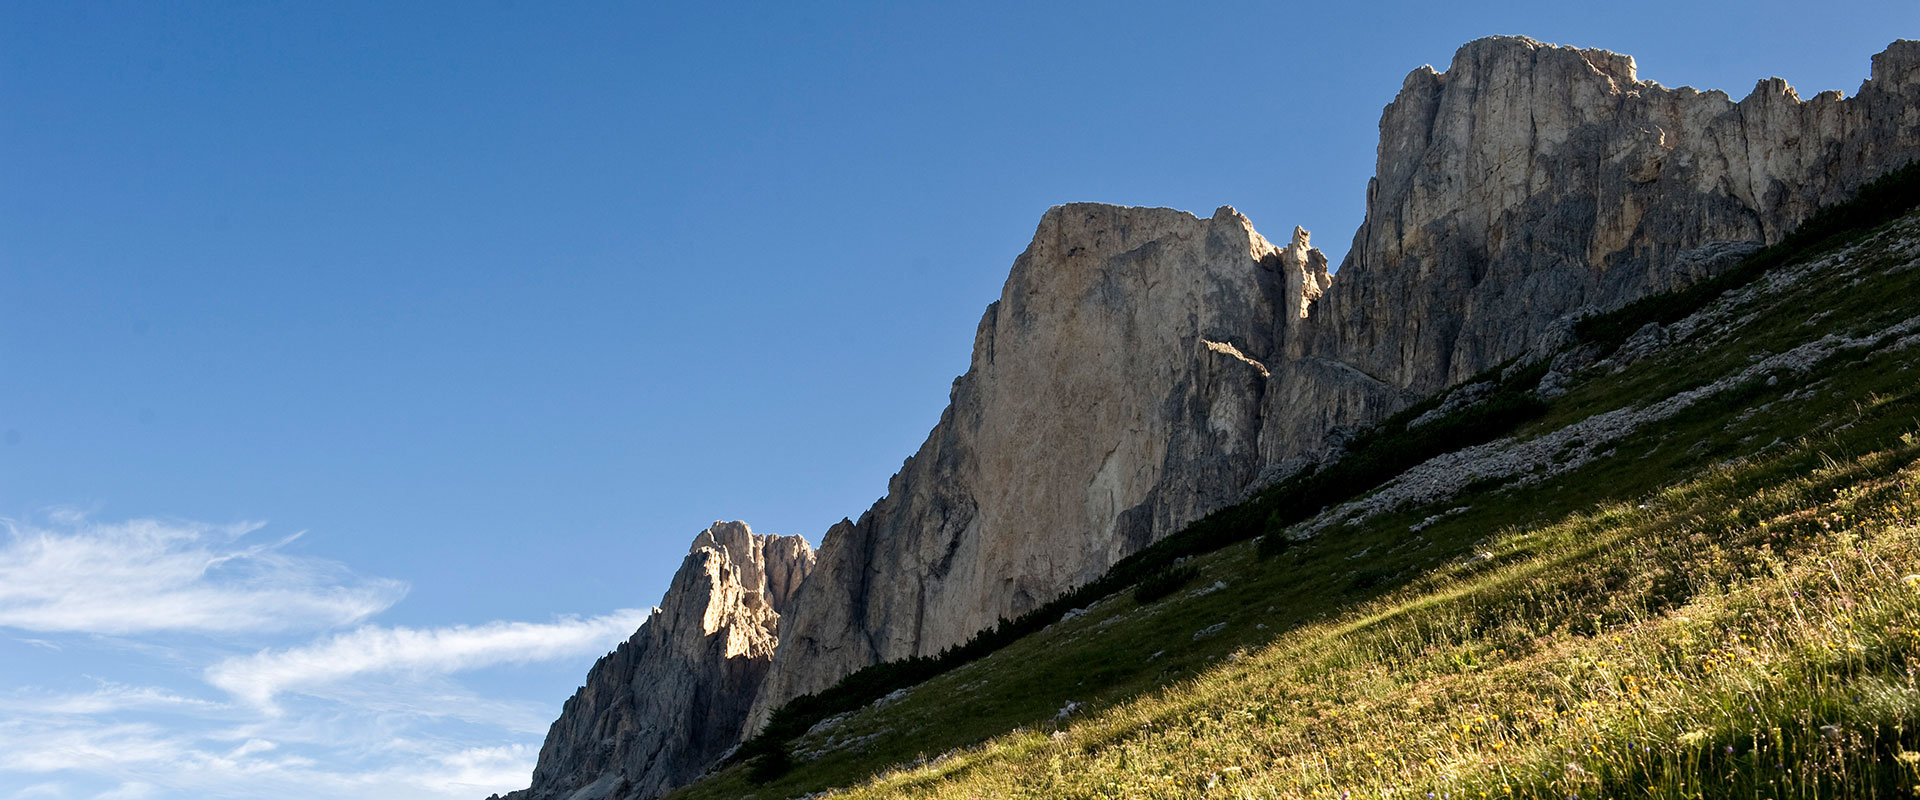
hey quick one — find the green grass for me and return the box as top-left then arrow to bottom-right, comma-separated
671,202 -> 1920,799
1531,214 -> 1920,436
823,433 -> 1920,799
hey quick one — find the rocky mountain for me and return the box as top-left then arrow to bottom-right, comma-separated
501,36 -> 1920,800
1313,36 -> 1920,395
670,186 -> 1920,800
497,522 -> 812,800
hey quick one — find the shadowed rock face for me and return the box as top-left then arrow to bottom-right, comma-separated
499,522 -> 812,800
504,37 -> 1920,800
1312,36 -> 1920,395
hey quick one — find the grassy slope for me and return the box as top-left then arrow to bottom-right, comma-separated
672,210 -> 1920,800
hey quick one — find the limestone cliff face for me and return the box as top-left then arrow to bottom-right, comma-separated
748,205 -> 1326,722
746,36 -> 1920,737
509,38 -> 1920,800
1313,36 -> 1920,396
503,522 -> 812,800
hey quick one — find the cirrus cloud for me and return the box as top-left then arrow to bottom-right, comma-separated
0,511 -> 643,798
0,515 -> 407,636
206,610 -> 652,710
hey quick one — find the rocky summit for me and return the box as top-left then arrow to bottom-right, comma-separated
501,36 -> 1920,800
1317,36 -> 1920,394
749,203 -> 1313,725
498,522 -> 812,800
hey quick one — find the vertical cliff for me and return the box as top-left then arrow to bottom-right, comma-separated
1312,36 -> 1920,397
739,210 -> 1350,732
505,38 -> 1920,800
748,205 -> 1327,720
500,522 -> 812,800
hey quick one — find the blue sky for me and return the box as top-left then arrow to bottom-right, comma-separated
2,2 -> 1915,798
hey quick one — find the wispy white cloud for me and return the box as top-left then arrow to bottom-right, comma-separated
8,781 -> 69,799
205,611 -> 649,710
0,721 -> 188,774
226,739 -> 275,759
223,679 -> 559,735
0,512 -> 640,799
94,782 -> 157,800
0,714 -> 537,799
401,744 -> 537,796
0,516 -> 407,636
0,682 -> 224,716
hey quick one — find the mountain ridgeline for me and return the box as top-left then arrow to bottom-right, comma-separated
497,36 -> 1920,800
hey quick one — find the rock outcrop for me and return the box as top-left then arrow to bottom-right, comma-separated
500,522 -> 812,800
505,38 -> 1920,800
748,205 -> 1326,720
1312,36 -> 1920,395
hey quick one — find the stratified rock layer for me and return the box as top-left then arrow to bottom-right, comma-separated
507,37 -> 1920,800
502,522 -> 812,800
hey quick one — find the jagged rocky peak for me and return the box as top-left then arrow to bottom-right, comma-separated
1873,39 -> 1920,85
686,520 -> 810,616
500,522 -> 812,800
1280,225 -> 1331,324
1315,35 -> 1920,394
